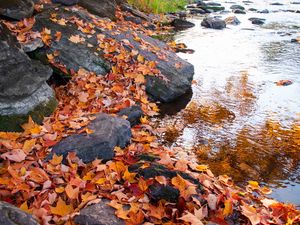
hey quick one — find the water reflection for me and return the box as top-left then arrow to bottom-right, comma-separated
157,0 -> 300,206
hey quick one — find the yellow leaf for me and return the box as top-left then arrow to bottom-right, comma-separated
55,186 -> 65,193
50,197 -> 73,216
95,178 -> 106,185
138,178 -> 148,192
223,199 -> 233,216
137,54 -> 145,63
195,165 -> 208,172
248,181 -> 260,189
69,35 -> 85,44
20,201 -> 32,213
50,154 -> 63,166
123,168 -> 136,183
22,139 -> 36,154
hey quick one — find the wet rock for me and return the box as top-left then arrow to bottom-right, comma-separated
79,0 -> 117,20
74,199 -> 125,225
117,105 -> 143,127
32,7 -> 111,76
201,17 -> 226,29
202,5 -> 225,12
249,17 -> 265,25
124,15 -> 142,25
230,5 -> 245,10
0,0 -> 34,20
120,4 -> 152,22
0,201 -> 40,225
291,37 -> 300,43
291,1 -> 300,4
21,38 -> 44,53
170,18 -> 195,30
233,9 -> 246,14
51,0 -> 79,5
270,2 -> 284,5
243,0 -> 253,3
248,8 -> 257,11
189,8 -> 207,15
258,9 -> 269,13
149,184 -> 180,203
48,113 -> 131,163
0,23 -> 56,132
224,16 -> 241,25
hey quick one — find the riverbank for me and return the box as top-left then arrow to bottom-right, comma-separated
0,0 -> 299,224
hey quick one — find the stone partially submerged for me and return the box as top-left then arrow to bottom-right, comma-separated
0,24 -> 57,131
32,6 -> 194,103
0,201 -> 40,225
48,114 -> 131,163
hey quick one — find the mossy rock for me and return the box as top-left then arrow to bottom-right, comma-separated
0,97 -> 57,132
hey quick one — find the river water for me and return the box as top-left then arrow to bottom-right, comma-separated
157,0 -> 300,206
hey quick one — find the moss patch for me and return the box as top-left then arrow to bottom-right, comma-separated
0,97 -> 57,132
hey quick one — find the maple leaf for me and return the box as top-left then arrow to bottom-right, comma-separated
1,149 -> 26,162
223,199 -> 233,216
50,197 -> 74,216
69,35 -> 85,44
22,139 -> 36,154
179,211 -> 204,225
241,204 -> 261,225
65,184 -> 79,199
123,168 -> 136,183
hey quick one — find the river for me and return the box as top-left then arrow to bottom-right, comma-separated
157,0 -> 300,206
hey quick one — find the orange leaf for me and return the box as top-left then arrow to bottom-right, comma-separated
65,184 -> 79,200
50,197 -> 74,216
138,178 -> 148,192
50,154 -> 63,166
22,139 -> 36,154
223,199 -> 233,216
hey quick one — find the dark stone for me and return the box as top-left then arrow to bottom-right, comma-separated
249,17 -> 266,25
51,0 -> 79,5
243,1 -> 253,3
0,23 -> 56,131
258,9 -> 269,13
206,2 -> 222,6
74,199 -> 125,225
32,7 -> 111,77
120,4 -> 152,22
233,9 -> 246,14
230,5 -> 245,10
224,16 -> 241,25
79,0 -> 117,20
201,17 -> 226,29
201,5 -> 225,12
149,184 -> 180,203
0,201 -> 40,225
291,1 -> 300,4
270,2 -> 284,5
48,113 -> 131,163
124,15 -> 142,25
0,0 -> 34,20
248,8 -> 257,11
117,106 -> 143,127
189,8 -> 207,15
291,37 -> 300,43
170,18 -> 195,30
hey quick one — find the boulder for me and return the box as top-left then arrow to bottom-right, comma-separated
224,16 -> 241,25
189,8 -> 207,15
233,9 -> 246,14
0,24 -> 57,132
117,106 -> 143,127
74,199 -> 124,225
32,7 -> 111,76
249,17 -> 265,25
51,0 -> 79,5
79,0 -> 117,20
201,17 -> 226,29
149,184 -> 180,203
170,18 -> 195,30
0,201 -> 40,225
0,0 -> 34,20
32,6 -> 194,103
230,5 -> 245,10
47,113 -> 131,163
258,9 -> 269,13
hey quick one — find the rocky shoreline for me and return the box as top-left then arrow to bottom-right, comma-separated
0,0 -> 299,225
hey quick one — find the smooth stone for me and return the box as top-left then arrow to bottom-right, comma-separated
0,201 -> 40,225
201,17 -> 226,29
233,9 -> 246,14
74,199 -> 125,225
258,9 -> 269,13
230,4 -> 245,10
0,0 -> 34,20
117,105 -> 143,127
249,17 -> 266,25
189,8 -> 207,14
270,2 -> 284,5
47,113 -> 131,163
248,8 -> 257,11
171,18 -> 195,30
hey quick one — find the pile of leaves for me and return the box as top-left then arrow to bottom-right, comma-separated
0,2 -> 300,225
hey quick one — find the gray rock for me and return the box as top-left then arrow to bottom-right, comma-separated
189,8 -> 207,15
51,0 -> 79,5
171,18 -> 195,30
21,38 -> 44,53
258,9 -> 269,13
233,9 -> 246,14
48,114 -> 131,163
0,0 -> 34,20
270,2 -> 284,5
32,7 -> 111,76
0,24 -> 56,131
0,201 -> 40,225
291,1 -> 300,4
120,4 -> 152,22
124,15 -> 142,25
201,5 -> 225,12
224,16 -> 241,25
201,17 -> 226,29
249,17 -> 266,25
206,2 -> 222,6
230,4 -> 245,10
117,106 -> 143,127
248,8 -> 257,11
79,0 -> 117,20
74,199 -> 124,225
149,184 -> 180,203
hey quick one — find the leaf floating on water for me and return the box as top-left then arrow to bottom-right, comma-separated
275,80 -> 293,86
